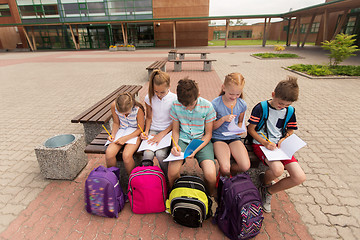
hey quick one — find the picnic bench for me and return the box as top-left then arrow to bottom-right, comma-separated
169,59 -> 216,72
177,52 -> 209,59
146,60 -> 167,77
168,49 -> 177,60
71,85 -> 142,144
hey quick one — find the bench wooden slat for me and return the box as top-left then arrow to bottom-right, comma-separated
72,85 -> 130,123
85,144 -> 106,154
169,59 -> 216,62
91,85 -> 142,123
146,60 -> 166,70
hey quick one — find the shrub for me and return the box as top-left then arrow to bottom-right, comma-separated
321,33 -> 359,66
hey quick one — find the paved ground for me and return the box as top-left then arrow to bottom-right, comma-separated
0,46 -> 359,239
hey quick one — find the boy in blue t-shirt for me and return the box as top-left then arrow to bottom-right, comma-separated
248,76 -> 306,213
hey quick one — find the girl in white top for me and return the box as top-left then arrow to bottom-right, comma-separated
141,69 -> 177,175
106,92 -> 145,175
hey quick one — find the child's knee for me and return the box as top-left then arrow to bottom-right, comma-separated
122,152 -> 134,163
269,165 -> 284,178
219,165 -> 231,176
291,172 -> 306,185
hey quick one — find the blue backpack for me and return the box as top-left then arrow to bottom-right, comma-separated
255,100 -> 294,138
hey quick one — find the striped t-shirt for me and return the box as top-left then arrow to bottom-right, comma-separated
115,105 -> 139,129
170,97 -> 216,143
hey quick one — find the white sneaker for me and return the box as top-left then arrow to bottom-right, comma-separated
259,172 -> 276,187
259,185 -> 272,213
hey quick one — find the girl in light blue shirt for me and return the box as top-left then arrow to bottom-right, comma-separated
211,73 -> 250,179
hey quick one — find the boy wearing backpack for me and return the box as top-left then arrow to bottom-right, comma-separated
248,76 -> 306,213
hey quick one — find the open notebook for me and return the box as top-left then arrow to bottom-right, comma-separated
163,139 -> 204,162
260,134 -> 306,161
137,132 -> 172,152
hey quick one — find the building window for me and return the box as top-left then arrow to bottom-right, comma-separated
300,24 -> 309,33
229,30 -> 252,38
310,22 -> 320,33
345,17 -> 356,34
0,4 -> 11,17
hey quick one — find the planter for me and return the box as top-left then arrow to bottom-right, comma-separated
35,134 -> 87,180
117,47 -> 136,51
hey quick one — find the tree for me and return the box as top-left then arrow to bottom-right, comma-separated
321,33 -> 359,66
235,19 -> 247,26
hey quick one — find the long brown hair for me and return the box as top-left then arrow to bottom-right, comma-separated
219,72 -> 245,99
115,92 -> 144,113
148,69 -> 170,104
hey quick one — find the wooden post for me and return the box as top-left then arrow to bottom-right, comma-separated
69,24 -> 79,50
289,17 -> 298,45
286,18 -> 291,46
225,19 -> 230,48
331,9 -> 350,39
125,23 -> 128,46
75,25 -> 80,49
262,18 -> 270,47
31,27 -> 37,51
323,9 -> 328,42
173,21 -> 176,48
121,23 -> 126,46
22,28 -> 34,51
302,14 -> 315,47
296,16 -> 301,47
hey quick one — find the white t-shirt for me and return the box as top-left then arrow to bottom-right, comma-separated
144,91 -> 177,131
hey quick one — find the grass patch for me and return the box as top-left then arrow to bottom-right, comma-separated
288,64 -> 360,76
208,40 -> 315,46
253,53 -> 299,58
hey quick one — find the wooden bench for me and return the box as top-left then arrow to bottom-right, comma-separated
169,59 -> 216,72
146,60 -> 167,77
168,49 -> 178,60
71,85 -> 142,144
177,52 -> 209,59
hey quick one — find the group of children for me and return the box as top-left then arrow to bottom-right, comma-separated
105,70 -> 306,213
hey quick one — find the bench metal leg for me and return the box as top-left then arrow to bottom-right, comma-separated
201,53 -> 207,59
179,53 -> 185,59
174,61 -> 182,72
203,61 -> 212,72
161,65 -> 166,72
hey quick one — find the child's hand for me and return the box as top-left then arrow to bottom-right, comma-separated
108,136 -> 114,142
223,114 -> 236,122
115,137 -> 126,145
277,138 -> 286,148
140,132 -> 148,140
186,152 -> 195,160
148,134 -> 162,145
171,146 -> 181,156
264,141 -> 277,150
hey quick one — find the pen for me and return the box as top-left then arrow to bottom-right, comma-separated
260,132 -> 272,143
138,124 -> 148,140
102,124 -> 113,138
171,136 -> 180,152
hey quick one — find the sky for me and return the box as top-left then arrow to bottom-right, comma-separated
209,0 -> 326,25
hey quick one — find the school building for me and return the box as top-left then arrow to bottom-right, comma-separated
0,0 -> 359,50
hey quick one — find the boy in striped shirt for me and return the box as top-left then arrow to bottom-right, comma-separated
248,76 -> 306,213
169,78 -> 217,196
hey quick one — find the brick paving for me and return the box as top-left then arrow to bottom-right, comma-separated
0,46 -> 359,239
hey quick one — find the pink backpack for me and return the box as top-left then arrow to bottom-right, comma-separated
127,166 -> 167,214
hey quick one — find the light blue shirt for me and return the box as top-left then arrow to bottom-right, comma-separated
211,96 -> 247,140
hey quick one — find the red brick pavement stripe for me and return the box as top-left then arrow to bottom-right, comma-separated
0,60 -> 313,240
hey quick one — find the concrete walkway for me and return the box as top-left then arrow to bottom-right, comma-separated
0,46 -> 359,239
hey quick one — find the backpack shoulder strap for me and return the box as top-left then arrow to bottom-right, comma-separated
255,101 -> 269,131
108,166 -> 120,180
282,105 -> 294,135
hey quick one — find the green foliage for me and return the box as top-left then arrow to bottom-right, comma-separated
208,40 -> 315,46
288,64 -> 360,76
321,33 -> 359,66
253,53 -> 299,58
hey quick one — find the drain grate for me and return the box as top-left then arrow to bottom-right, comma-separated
230,64 -> 239,67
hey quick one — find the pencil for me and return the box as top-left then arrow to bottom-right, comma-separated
102,124 -> 113,138
138,124 -> 148,140
231,104 -> 234,115
260,132 -> 272,143
171,136 -> 180,152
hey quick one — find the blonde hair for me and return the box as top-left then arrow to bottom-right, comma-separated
148,69 -> 170,104
219,72 -> 245,99
274,76 -> 299,102
115,92 -> 144,113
